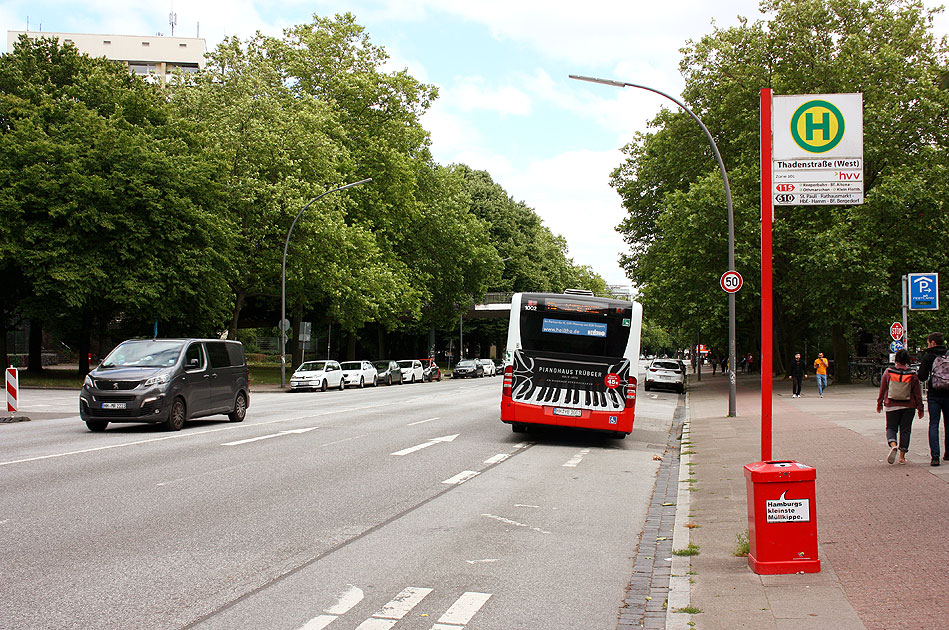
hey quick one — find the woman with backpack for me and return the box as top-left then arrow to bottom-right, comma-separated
876,349 -> 924,464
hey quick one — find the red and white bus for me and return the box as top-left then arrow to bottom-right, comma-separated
501,290 -> 643,438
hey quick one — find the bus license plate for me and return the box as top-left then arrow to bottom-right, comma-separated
553,407 -> 582,417
102,402 -> 127,410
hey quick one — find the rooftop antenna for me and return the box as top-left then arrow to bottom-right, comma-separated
169,10 -> 177,36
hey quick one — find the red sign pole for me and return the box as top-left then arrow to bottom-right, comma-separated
760,88 -> 774,461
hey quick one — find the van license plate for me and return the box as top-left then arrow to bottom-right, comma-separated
553,407 -> 582,417
102,402 -> 127,409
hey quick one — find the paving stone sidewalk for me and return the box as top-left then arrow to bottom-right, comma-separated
669,373 -> 948,630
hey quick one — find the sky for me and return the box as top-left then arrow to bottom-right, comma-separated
3,1 -> 948,287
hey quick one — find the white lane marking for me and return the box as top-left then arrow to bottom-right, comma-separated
298,584 -> 365,629
514,504 -> 540,508
0,405 -> 383,468
483,453 -> 509,465
442,470 -> 480,485
464,559 -> 498,565
513,442 -> 531,449
320,434 -> 368,447
407,417 -> 439,426
222,427 -> 318,446
354,587 -> 433,629
433,592 -> 492,627
481,513 -> 552,534
563,448 -> 591,468
391,434 -> 459,456
156,463 -> 245,487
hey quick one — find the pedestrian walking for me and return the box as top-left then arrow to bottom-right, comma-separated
916,332 -> 949,467
746,354 -> 754,373
788,352 -> 806,398
876,349 -> 923,465
711,355 -> 718,375
721,356 -> 728,374
813,352 -> 829,397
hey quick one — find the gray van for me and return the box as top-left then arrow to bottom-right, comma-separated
79,338 -> 250,432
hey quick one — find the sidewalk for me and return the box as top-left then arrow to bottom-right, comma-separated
668,373 -> 948,629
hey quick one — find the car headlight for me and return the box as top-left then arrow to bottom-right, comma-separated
143,371 -> 171,387
83,374 -> 94,389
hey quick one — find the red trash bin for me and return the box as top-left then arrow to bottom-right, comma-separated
744,460 -> 820,574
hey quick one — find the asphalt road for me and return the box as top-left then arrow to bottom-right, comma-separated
1,370 -> 679,630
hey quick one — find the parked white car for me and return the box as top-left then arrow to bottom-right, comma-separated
644,359 -> 685,393
289,360 -> 344,392
397,359 -> 424,383
340,360 -> 378,388
478,358 -> 497,376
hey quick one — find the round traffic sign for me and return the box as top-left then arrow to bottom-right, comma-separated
890,322 -> 904,341
720,271 -> 743,293
889,340 -> 904,353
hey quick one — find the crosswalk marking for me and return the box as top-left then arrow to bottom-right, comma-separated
354,587 -> 433,629
298,585 -> 363,630
433,592 -> 492,626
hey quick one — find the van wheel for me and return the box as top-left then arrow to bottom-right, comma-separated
612,431 -> 627,439
228,392 -> 247,422
320,380 -> 327,392
165,398 -> 186,431
85,420 -> 108,432
511,423 -> 527,433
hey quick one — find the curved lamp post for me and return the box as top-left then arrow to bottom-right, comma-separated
281,178 -> 372,388
568,74 -> 737,416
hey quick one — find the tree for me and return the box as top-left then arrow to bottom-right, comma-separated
0,36 -> 231,373
613,0 -> 949,375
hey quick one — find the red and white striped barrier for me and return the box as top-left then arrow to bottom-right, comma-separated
6,367 -> 17,412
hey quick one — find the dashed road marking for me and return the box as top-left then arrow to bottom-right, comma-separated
442,470 -> 480,485
483,453 -> 510,464
481,513 -> 551,534
297,585 -> 363,629
563,448 -> 591,467
432,592 -> 492,628
407,417 -> 439,426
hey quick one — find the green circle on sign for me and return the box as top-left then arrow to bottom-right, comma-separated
789,100 -> 845,153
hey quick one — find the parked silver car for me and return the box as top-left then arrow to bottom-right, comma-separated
374,360 -> 404,385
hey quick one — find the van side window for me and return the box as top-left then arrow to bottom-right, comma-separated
185,344 -> 204,371
206,342 -> 231,369
225,342 -> 245,367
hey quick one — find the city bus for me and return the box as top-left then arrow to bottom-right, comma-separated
501,290 -> 643,438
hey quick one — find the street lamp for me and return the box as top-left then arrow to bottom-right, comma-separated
281,178 -> 371,388
569,74 -> 737,416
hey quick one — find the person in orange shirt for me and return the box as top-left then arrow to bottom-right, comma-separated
814,352 -> 829,397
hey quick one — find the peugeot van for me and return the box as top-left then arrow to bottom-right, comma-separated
79,338 -> 250,432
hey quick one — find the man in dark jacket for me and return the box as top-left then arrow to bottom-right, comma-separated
788,352 -> 806,398
916,332 -> 949,466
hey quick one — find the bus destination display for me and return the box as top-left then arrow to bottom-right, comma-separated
541,318 -> 607,338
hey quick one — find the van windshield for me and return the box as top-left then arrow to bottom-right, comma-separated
100,340 -> 184,368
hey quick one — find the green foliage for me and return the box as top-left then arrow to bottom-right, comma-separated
613,0 -> 949,369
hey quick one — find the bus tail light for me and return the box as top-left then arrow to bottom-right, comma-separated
626,376 -> 637,404
502,365 -> 513,398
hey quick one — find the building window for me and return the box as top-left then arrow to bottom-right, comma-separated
64,39 -> 73,44
179,43 -> 187,48
103,40 -> 111,45
141,41 -> 150,47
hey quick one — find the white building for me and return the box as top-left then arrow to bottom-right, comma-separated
7,31 -> 205,83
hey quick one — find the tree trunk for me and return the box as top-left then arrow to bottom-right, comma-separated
28,319 -> 43,373
0,321 -> 7,370
377,326 -> 386,359
290,303 -> 303,370
831,323 -> 851,384
345,333 -> 357,361
78,310 -> 91,376
229,289 -> 247,341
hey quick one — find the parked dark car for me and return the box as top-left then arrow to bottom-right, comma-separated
452,359 -> 484,379
373,360 -> 404,385
79,338 -> 249,432
422,359 -> 442,382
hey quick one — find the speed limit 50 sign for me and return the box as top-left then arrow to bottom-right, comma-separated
721,271 -> 743,293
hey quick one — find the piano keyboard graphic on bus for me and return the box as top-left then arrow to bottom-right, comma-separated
510,352 -> 629,411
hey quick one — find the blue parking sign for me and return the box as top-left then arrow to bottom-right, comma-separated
909,273 -> 939,310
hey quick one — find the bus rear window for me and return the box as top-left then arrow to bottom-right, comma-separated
520,301 -> 631,358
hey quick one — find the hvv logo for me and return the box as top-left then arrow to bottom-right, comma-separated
909,273 -> 939,311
